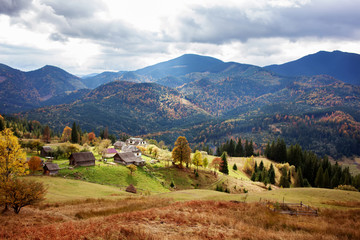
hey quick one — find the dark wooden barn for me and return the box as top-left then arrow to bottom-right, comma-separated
40,146 -> 53,157
69,152 -> 96,167
43,163 -> 60,175
114,152 -> 145,166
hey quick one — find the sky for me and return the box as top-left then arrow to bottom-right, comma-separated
1,0 -> 360,76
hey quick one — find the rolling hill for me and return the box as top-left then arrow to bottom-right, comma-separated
265,50 -> 360,85
0,64 -> 86,113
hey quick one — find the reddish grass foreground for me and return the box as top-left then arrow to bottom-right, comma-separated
1,198 -> 360,239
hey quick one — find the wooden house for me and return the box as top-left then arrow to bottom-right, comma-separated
69,152 -> 96,167
122,145 -> 142,157
43,163 -> 60,175
114,141 -> 125,150
114,152 -> 145,166
40,146 -> 53,157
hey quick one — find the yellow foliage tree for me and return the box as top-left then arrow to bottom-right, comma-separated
127,164 -> 137,175
192,150 -> 203,171
172,136 -> 191,168
0,128 -> 28,211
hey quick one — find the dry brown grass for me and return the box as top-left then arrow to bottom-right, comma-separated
1,198 -> 359,239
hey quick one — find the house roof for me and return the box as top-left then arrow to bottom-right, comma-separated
115,152 -> 144,163
69,152 -> 96,162
44,163 -> 60,171
42,146 -> 53,152
105,148 -> 118,154
122,145 -> 140,153
114,141 -> 125,147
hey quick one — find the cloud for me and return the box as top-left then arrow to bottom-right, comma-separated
167,0 -> 360,44
0,0 -> 33,16
49,32 -> 68,42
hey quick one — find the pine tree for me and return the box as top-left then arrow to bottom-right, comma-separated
259,160 -> 264,171
323,168 -> 330,188
295,167 -> 304,187
235,138 -> 244,157
71,122 -> 78,143
233,163 -> 237,171
219,152 -> 229,175
228,139 -> 235,157
268,164 -> 276,184
254,162 -> 258,173
315,167 -> 324,188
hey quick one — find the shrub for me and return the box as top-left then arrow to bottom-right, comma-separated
335,185 -> 359,192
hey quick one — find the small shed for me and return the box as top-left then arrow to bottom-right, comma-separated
114,141 -> 125,150
43,163 -> 60,175
103,148 -> 118,158
69,152 -> 96,167
40,146 -> 53,157
114,152 -> 145,166
122,145 -> 142,157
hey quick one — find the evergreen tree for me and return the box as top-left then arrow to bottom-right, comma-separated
42,125 -> 51,143
268,164 -> 276,184
0,117 -> 5,131
219,152 -> 229,175
232,163 -> 237,171
244,140 -> 249,157
215,145 -> 221,157
254,162 -> 258,173
288,170 -> 292,186
295,167 -> 304,187
71,122 -> 78,144
315,166 -> 324,188
323,168 -> 330,188
259,160 -> 264,171
251,172 -> 256,181
228,139 -> 235,157
264,142 -> 270,158
235,138 -> 244,157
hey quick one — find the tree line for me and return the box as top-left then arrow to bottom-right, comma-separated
265,138 -> 360,190
215,138 -> 254,157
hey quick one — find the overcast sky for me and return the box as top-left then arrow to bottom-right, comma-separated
1,0 -> 360,76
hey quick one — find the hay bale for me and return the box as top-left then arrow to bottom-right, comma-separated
126,184 -> 137,194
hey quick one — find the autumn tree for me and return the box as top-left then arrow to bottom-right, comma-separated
0,179 -> 46,214
172,136 -> 191,168
211,157 -> 221,171
88,132 -> 96,143
28,156 -> 42,174
127,164 -> 137,175
0,129 -> 28,212
192,150 -> 203,172
42,125 -> 51,143
61,126 -> 72,142
203,157 -> 208,169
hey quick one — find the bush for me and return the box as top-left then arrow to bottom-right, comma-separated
335,185 -> 359,192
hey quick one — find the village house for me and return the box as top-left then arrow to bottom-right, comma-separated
103,148 -> 118,158
69,152 -> 96,167
114,152 -> 145,166
126,137 -> 146,146
122,145 -> 142,157
43,163 -> 60,175
40,146 -> 53,158
114,141 -> 126,150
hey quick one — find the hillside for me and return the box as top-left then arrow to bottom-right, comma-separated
0,64 -> 86,113
23,81 -> 211,135
265,50 -> 360,85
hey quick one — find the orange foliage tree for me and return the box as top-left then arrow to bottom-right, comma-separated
88,132 -> 96,143
171,136 -> 191,168
28,156 -> 43,174
61,126 -> 72,142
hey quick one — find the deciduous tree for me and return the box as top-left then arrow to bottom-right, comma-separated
28,156 -> 42,174
61,126 -> 72,142
127,164 -> 137,175
0,179 -> 46,214
192,150 -> 203,172
211,157 -> 221,171
42,125 -> 51,143
172,136 -> 191,168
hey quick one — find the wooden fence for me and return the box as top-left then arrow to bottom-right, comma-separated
265,201 -> 318,216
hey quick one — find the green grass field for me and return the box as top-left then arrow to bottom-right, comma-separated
26,176 -> 131,202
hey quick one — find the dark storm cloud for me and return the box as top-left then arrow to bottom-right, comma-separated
172,0 -> 360,44
0,0 -> 32,16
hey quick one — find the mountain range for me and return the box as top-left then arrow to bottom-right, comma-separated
1,50 -> 360,158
